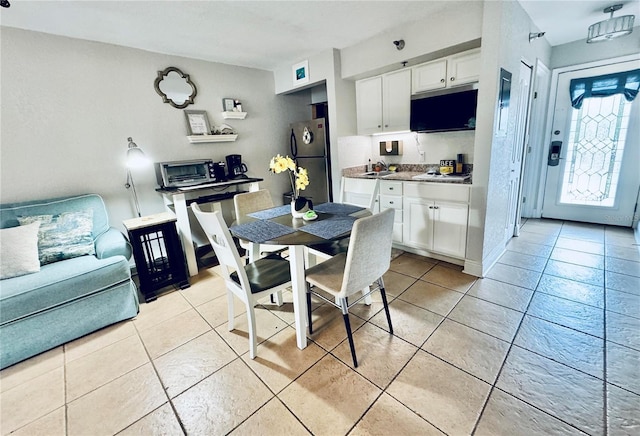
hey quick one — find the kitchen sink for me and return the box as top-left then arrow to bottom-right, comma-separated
360,171 -> 392,177
412,173 -> 471,181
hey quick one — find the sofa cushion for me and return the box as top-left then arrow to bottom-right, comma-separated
18,210 -> 95,265
0,255 -> 132,325
0,222 -> 41,279
1,194 -> 110,239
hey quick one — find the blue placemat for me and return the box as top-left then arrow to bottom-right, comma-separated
300,215 -> 357,240
313,202 -> 365,215
230,220 -> 295,244
247,205 -> 291,220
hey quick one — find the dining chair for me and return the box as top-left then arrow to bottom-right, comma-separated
305,208 -> 395,367
191,203 -> 292,359
234,189 -> 287,263
307,176 -> 379,260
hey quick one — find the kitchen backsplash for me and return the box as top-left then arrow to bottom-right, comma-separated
337,130 -> 475,176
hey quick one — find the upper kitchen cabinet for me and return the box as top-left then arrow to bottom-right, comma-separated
356,69 -> 411,135
412,48 -> 481,94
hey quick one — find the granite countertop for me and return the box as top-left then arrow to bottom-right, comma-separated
342,164 -> 473,185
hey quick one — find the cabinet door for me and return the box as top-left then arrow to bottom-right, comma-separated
431,201 -> 469,258
447,49 -> 481,86
412,59 -> 447,93
403,197 -> 434,250
383,69 -> 411,132
356,76 -> 383,134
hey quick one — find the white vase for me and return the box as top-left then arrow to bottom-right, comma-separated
291,197 -> 310,218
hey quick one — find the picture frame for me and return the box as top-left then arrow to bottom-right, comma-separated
222,98 -> 235,112
292,60 -> 309,85
184,110 -> 211,135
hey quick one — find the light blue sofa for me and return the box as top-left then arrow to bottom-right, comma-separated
0,194 -> 139,369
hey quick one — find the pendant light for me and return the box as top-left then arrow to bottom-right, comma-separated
587,4 -> 635,43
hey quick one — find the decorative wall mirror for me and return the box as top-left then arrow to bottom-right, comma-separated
154,67 -> 197,109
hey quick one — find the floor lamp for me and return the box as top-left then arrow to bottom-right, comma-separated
124,137 -> 149,217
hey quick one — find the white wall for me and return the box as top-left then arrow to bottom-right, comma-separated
273,48 -> 357,199
551,31 -> 640,69
0,27 -> 310,232
340,1 -> 483,79
468,0 -> 552,273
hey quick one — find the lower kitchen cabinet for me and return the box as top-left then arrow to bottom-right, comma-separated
403,182 -> 470,259
343,177 -> 470,260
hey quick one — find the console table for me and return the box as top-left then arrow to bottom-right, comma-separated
156,178 -> 262,276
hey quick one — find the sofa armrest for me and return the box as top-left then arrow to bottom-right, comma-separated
95,228 -> 132,260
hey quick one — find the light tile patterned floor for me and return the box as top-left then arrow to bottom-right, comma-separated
1,219 -> 639,435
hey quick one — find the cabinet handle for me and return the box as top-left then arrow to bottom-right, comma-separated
450,77 -> 455,81
378,125 -> 381,128
428,206 -> 433,209
433,206 -> 439,209
389,187 -> 394,190
440,78 -> 445,83
385,124 -> 388,128
389,201 -> 394,204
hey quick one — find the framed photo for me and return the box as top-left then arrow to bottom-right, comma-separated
184,110 -> 211,135
222,98 -> 235,112
292,60 -> 309,85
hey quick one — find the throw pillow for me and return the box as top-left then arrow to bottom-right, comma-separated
18,210 -> 95,265
0,222 -> 41,279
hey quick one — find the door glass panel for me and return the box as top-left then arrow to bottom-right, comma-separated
559,94 -> 631,207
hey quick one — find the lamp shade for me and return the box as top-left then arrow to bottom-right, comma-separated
126,137 -> 150,169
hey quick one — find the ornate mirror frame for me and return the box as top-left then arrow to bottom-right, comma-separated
154,67 -> 197,109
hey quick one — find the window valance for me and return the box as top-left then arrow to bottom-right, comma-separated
570,69 -> 640,109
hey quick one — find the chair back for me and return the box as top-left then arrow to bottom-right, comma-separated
339,177 -> 379,211
340,208 -> 395,297
234,189 -> 275,224
191,203 -> 251,300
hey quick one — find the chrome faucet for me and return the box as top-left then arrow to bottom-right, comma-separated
376,160 -> 387,170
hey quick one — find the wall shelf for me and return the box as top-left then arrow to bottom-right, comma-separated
221,111 -> 247,120
187,134 -> 238,143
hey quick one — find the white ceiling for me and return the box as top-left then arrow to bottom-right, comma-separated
1,1 -> 638,71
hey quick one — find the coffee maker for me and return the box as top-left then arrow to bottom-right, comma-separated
225,154 -> 248,179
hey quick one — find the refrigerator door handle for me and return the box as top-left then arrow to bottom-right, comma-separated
290,129 -> 298,158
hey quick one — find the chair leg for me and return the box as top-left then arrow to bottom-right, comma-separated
247,304 -> 258,359
340,299 -> 358,368
306,285 -> 313,334
379,278 -> 393,335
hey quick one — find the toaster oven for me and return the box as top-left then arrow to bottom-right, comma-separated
155,159 -> 226,188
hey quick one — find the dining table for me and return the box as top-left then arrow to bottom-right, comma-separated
229,202 -> 370,350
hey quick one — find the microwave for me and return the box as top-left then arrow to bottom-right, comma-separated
155,159 -> 226,188
410,87 -> 478,133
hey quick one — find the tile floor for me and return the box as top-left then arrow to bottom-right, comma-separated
1,219 -> 639,435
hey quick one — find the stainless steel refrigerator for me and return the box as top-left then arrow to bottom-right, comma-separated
289,118 -> 332,204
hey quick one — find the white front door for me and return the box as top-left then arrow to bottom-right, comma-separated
542,60 -> 640,226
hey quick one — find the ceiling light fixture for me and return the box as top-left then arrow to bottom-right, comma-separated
529,31 -> 546,42
587,4 -> 635,43
393,40 -> 405,51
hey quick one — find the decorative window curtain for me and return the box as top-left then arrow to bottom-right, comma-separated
569,69 -> 640,109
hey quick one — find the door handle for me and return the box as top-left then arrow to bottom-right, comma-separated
548,141 -> 562,166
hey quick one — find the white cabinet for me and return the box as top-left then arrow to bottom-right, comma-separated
356,69 -> 411,135
412,49 -> 481,94
402,182 -> 470,259
379,181 -> 403,243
